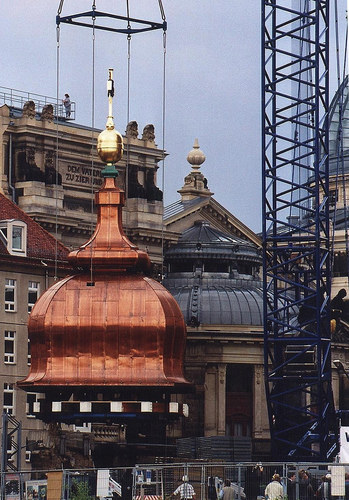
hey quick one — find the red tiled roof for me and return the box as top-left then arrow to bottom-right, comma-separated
0,237 -> 9,255
0,193 -> 69,260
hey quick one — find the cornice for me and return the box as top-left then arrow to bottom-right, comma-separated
0,252 -> 70,271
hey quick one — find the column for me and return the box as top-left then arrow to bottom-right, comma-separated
253,364 -> 269,439
204,364 -> 226,436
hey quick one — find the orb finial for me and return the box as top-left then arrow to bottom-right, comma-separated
97,68 -> 124,177
187,138 -> 206,171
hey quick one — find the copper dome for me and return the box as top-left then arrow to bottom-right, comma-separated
19,175 -> 189,390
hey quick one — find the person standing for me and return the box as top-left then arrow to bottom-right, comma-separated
298,470 -> 314,500
265,474 -> 284,500
317,475 -> 331,500
345,473 -> 349,500
173,476 -> 196,500
208,477 -> 218,500
219,480 -> 236,500
62,93 -> 71,118
287,473 -> 296,500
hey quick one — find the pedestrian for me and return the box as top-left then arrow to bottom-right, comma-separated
121,469 -> 133,500
298,470 -> 314,500
265,474 -> 284,500
219,480 -> 236,500
63,93 -> 71,118
287,473 -> 296,500
316,475 -> 331,500
208,477 -> 218,500
331,288 -> 347,314
345,473 -> 349,500
173,476 -> 196,500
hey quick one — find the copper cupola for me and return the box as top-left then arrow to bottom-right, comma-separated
18,70 -> 189,395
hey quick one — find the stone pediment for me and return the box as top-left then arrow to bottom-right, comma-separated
164,196 -> 261,248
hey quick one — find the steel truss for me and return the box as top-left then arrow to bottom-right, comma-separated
262,0 -> 338,460
56,2 -> 166,35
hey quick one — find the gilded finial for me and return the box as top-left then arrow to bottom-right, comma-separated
97,68 -> 124,177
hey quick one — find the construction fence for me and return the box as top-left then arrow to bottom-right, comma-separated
1,462 -> 348,500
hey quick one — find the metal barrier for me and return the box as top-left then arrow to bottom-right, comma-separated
0,462 -> 348,500
0,85 -> 76,120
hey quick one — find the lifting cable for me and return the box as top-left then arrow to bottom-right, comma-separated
89,1 -> 97,286
125,0 -> 131,204
55,0 -> 167,281
341,14 -> 349,287
161,24 -> 167,279
343,23 -> 349,286
54,11 -> 62,282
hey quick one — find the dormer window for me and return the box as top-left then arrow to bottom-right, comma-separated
0,220 -> 27,256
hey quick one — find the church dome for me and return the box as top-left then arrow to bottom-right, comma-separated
322,75 -> 349,229
19,95 -> 189,392
329,74 -> 349,170
163,221 -> 264,326
19,176 -> 188,390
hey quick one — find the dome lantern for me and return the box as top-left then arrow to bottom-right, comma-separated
97,68 -> 124,177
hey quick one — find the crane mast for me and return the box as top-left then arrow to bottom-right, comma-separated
262,0 -> 338,459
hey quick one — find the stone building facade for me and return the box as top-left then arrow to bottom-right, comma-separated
0,193 -> 70,468
1,93 -> 349,466
163,142 -> 269,459
163,139 -> 349,460
0,101 -> 164,271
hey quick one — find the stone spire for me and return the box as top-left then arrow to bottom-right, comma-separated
178,139 -> 213,201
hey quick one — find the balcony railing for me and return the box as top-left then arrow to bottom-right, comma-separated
0,85 -> 75,120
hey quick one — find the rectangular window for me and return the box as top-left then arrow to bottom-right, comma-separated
0,221 -> 27,256
0,226 -> 7,243
27,339 -> 31,365
329,189 -> 338,207
7,440 -> 15,463
5,279 -> 16,312
28,281 -> 40,313
26,392 -> 39,418
4,331 -> 15,364
3,383 -> 14,415
12,226 -> 23,251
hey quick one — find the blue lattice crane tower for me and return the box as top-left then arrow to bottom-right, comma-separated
262,0 -> 339,460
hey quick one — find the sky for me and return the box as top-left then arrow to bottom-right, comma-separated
1,1 -> 348,233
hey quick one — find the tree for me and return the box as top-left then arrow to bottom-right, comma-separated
70,478 -> 93,500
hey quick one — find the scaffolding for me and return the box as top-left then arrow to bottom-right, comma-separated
262,0 -> 338,460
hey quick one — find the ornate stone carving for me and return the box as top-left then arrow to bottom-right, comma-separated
142,124 -> 155,142
126,121 -> 138,139
17,147 -> 45,182
41,104 -> 54,122
45,150 -> 62,185
45,150 -> 54,169
22,101 -> 36,118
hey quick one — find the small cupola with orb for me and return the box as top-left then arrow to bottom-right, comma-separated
177,139 -> 213,201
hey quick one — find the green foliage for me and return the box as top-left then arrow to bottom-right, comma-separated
70,478 -> 93,500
